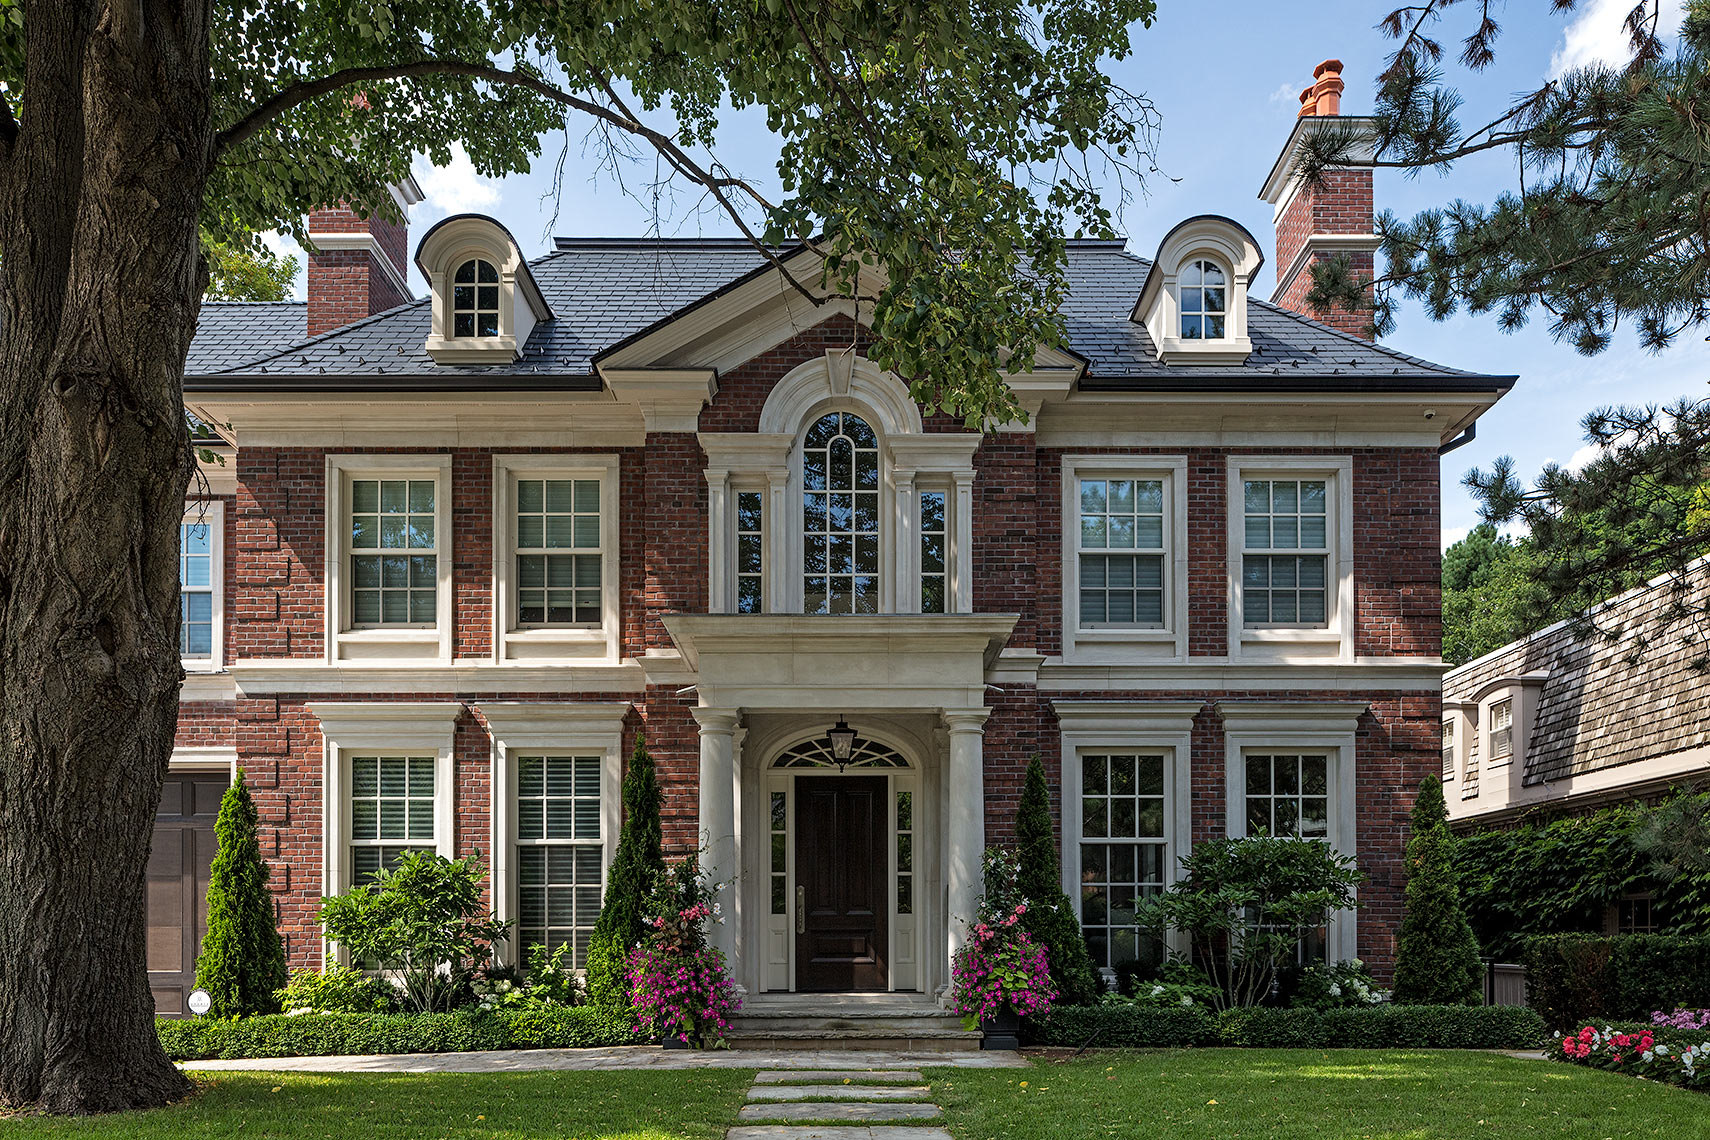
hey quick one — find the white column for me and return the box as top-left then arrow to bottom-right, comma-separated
942,708 -> 990,964
952,471 -> 975,612
694,707 -> 741,962
704,470 -> 730,612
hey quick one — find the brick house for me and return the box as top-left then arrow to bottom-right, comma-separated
151,61 -> 1512,1016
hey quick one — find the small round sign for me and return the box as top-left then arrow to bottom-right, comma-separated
186,989 -> 212,1017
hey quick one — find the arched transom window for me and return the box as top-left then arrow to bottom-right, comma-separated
1179,259 -> 1227,340
453,258 -> 500,337
802,411 -> 880,614
773,735 -> 909,769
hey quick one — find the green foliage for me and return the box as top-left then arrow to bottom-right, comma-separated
275,964 -> 397,1014
1024,1002 -> 1546,1050
1392,776 -> 1483,1006
1441,524 -> 1552,665
318,851 -> 508,1013
1138,837 -> 1364,1010
586,735 -> 665,1007
1014,755 -> 1102,1005
154,1005 -> 636,1061
1454,793 -> 1710,960
1284,959 -> 1382,1011
203,237 -> 299,301
194,771 -> 287,1018
1525,933 -> 1710,1029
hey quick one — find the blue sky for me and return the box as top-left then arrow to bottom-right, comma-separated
272,0 -> 1708,549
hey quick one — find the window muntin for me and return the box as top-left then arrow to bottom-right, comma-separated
1490,698 -> 1513,761
514,477 -> 602,626
1241,478 -> 1329,626
769,791 -> 788,915
180,520 -> 214,659
1179,259 -> 1227,340
737,490 -> 764,614
802,411 -> 880,614
1441,721 -> 1455,780
1079,753 -> 1167,972
896,790 -> 915,915
515,754 -> 603,966
350,755 -> 436,885
1244,753 -> 1330,839
1078,478 -> 1165,627
349,479 -> 437,627
1615,894 -> 1657,934
452,258 -> 500,338
920,491 -> 947,614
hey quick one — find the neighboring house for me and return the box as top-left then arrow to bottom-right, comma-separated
1443,564 -> 1710,838
150,60 -> 1512,1016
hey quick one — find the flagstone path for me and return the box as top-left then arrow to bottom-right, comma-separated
729,1066 -> 952,1140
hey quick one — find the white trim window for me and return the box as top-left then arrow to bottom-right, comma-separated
919,490 -> 948,614
1061,457 -> 1188,662
349,755 -> 438,884
1078,752 -> 1169,971
1441,720 -> 1455,781
802,410 -> 881,614
325,456 -> 453,664
1489,698 -> 1513,764
1227,457 -> 1353,658
452,258 -> 501,339
514,754 -> 604,966
492,456 -> 620,663
1178,258 -> 1228,340
1243,753 -> 1331,840
736,489 -> 765,614
179,500 -> 224,671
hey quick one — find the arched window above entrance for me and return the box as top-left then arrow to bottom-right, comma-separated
772,735 -> 909,769
802,411 -> 881,615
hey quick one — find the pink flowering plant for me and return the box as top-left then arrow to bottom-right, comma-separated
948,848 -> 1058,1030
1555,1024 -> 1710,1092
625,854 -> 741,1047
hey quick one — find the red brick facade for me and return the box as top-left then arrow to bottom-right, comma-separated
306,205 -> 413,337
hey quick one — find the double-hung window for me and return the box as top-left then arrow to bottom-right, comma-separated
492,457 -> 619,662
179,501 -> 223,669
1241,479 -> 1328,626
349,755 -> 438,885
1078,478 -> 1166,627
1243,753 -> 1330,840
1078,753 -> 1168,971
1489,698 -> 1513,764
515,755 -> 604,965
327,456 -> 453,663
1441,720 -> 1456,780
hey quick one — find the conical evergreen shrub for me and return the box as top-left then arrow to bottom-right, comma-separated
195,769 -> 287,1016
1392,774 -> 1485,1005
586,734 -> 666,1007
1015,754 -> 1103,1005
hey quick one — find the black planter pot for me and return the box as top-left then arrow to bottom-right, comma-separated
661,1035 -> 693,1050
980,1006 -> 1022,1050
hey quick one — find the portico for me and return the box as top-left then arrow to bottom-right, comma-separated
665,614 -> 1014,1000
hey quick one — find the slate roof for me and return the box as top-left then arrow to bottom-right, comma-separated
1443,565 -> 1710,786
184,237 -> 1510,389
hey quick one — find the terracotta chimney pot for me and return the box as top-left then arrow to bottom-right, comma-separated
1312,59 -> 1344,117
1297,85 -> 1317,118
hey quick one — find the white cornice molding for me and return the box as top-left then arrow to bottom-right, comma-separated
1052,699 -> 1204,735
232,661 -> 647,696
700,431 -> 793,476
307,699 -> 464,738
477,701 -> 632,746
305,231 -> 414,300
1272,232 -> 1385,304
1038,656 -> 1445,693
180,672 -> 237,703
597,367 -> 718,432
185,393 -> 641,448
1259,115 -> 1380,211
888,433 -> 983,474
1216,699 -> 1369,734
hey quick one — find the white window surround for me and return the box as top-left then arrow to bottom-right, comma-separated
1227,456 -> 1354,661
1060,456 -> 1189,663
1471,672 -> 1548,782
181,499 -> 226,673
1217,700 -> 1365,963
1132,216 -> 1263,365
1053,700 -> 1199,965
310,701 -> 460,963
415,214 -> 553,365
1441,700 -> 1478,785
325,454 -> 454,665
700,352 -> 978,615
478,701 -> 629,967
491,455 -> 621,664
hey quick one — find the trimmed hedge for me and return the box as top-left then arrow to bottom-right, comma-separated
157,1006 -> 637,1061
1025,1003 -> 1547,1050
1525,934 -> 1710,1027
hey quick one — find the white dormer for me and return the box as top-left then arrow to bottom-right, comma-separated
1132,215 -> 1264,366
415,214 -> 553,365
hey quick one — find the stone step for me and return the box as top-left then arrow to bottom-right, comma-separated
728,1127 -> 953,1140
730,1014 -> 964,1032
738,1103 -> 944,1124
748,1085 -> 932,1102
725,1031 -> 979,1054
754,1070 -> 925,1084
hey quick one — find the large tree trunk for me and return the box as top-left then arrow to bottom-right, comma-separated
0,0 -> 212,1114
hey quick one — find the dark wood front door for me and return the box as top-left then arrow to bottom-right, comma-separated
795,775 -> 888,991
148,771 -> 229,1017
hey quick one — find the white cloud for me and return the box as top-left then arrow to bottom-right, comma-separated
412,144 -> 501,215
1441,525 -> 1470,552
1565,441 -> 1604,472
1550,0 -> 1685,77
1268,79 -> 1301,106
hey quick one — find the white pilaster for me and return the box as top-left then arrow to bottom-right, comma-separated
693,707 -> 742,962
942,708 -> 990,965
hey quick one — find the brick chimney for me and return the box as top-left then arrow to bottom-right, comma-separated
1259,59 -> 1380,339
305,177 -> 423,337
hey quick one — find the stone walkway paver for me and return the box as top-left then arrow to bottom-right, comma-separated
738,1103 -> 943,1123
733,1065 -> 954,1140
729,1130 -> 949,1140
748,1085 -> 933,1102
754,1070 -> 924,1084
181,1045 -> 1025,1074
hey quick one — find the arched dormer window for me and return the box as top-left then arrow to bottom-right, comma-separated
803,411 -> 881,614
452,258 -> 500,338
1178,259 -> 1227,340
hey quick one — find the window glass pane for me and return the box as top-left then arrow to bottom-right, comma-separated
515,755 -> 605,968
802,412 -> 881,615
1078,475 -> 1167,629
515,474 -> 602,626
1079,754 -> 1168,972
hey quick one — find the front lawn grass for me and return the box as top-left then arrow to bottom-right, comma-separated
928,1049 -> 1710,1140
1,1069 -> 752,1139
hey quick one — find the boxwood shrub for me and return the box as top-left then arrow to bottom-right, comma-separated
157,1006 -> 636,1061
1024,1003 -> 1546,1050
